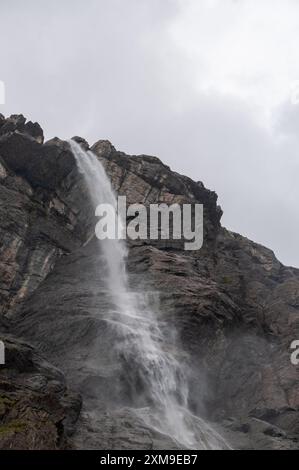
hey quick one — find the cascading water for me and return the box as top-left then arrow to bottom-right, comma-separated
69,140 -> 229,450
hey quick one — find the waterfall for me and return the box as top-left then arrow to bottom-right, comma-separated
69,139 -> 229,450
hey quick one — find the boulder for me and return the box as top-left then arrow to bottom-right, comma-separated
71,136 -> 90,151
0,114 -> 44,143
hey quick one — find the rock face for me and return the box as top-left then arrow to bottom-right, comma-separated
0,115 -> 298,449
0,114 -> 44,144
0,116 -> 91,448
0,333 -> 81,449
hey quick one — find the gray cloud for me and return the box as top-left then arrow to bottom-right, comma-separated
0,0 -> 298,267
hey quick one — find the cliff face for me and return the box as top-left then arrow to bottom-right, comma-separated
0,115 -> 298,449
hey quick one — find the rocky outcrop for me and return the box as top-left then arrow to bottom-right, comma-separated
0,116 -> 90,448
0,115 -> 298,449
92,140 -> 299,449
0,333 -> 81,449
0,114 -> 44,144
0,123 -> 99,317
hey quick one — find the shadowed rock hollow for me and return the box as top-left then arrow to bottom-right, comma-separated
0,115 -> 298,449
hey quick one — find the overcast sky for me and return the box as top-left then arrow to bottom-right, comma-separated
0,0 -> 298,267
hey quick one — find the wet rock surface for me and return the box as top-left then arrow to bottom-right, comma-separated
0,333 -> 81,449
0,115 -> 298,449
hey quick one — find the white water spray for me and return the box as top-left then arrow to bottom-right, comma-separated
69,140 -> 229,450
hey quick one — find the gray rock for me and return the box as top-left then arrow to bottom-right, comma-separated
0,114 -> 44,143
0,115 -> 298,449
0,333 -> 81,449
71,136 -> 90,151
